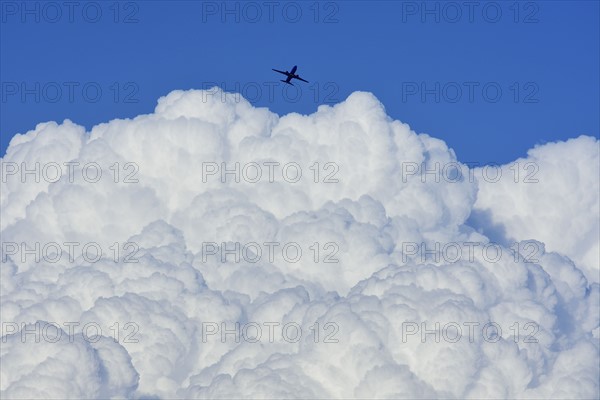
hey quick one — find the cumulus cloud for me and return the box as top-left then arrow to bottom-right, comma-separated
1,88 -> 598,399
473,136 -> 600,282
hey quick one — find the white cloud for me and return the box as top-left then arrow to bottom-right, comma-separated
473,136 -> 600,281
1,88 -> 598,398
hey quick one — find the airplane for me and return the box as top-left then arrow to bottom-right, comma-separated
272,65 -> 309,85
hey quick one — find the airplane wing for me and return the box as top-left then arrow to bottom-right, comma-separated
272,69 -> 288,75
295,76 -> 309,83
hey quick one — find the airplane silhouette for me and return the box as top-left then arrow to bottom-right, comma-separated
272,65 -> 309,85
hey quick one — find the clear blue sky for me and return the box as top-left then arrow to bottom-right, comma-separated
1,0 -> 598,164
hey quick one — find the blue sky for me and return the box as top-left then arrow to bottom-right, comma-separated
1,0 -> 598,164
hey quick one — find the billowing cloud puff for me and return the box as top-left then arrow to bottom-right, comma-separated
1,325 -> 138,398
1,88 -> 598,399
473,136 -> 600,282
